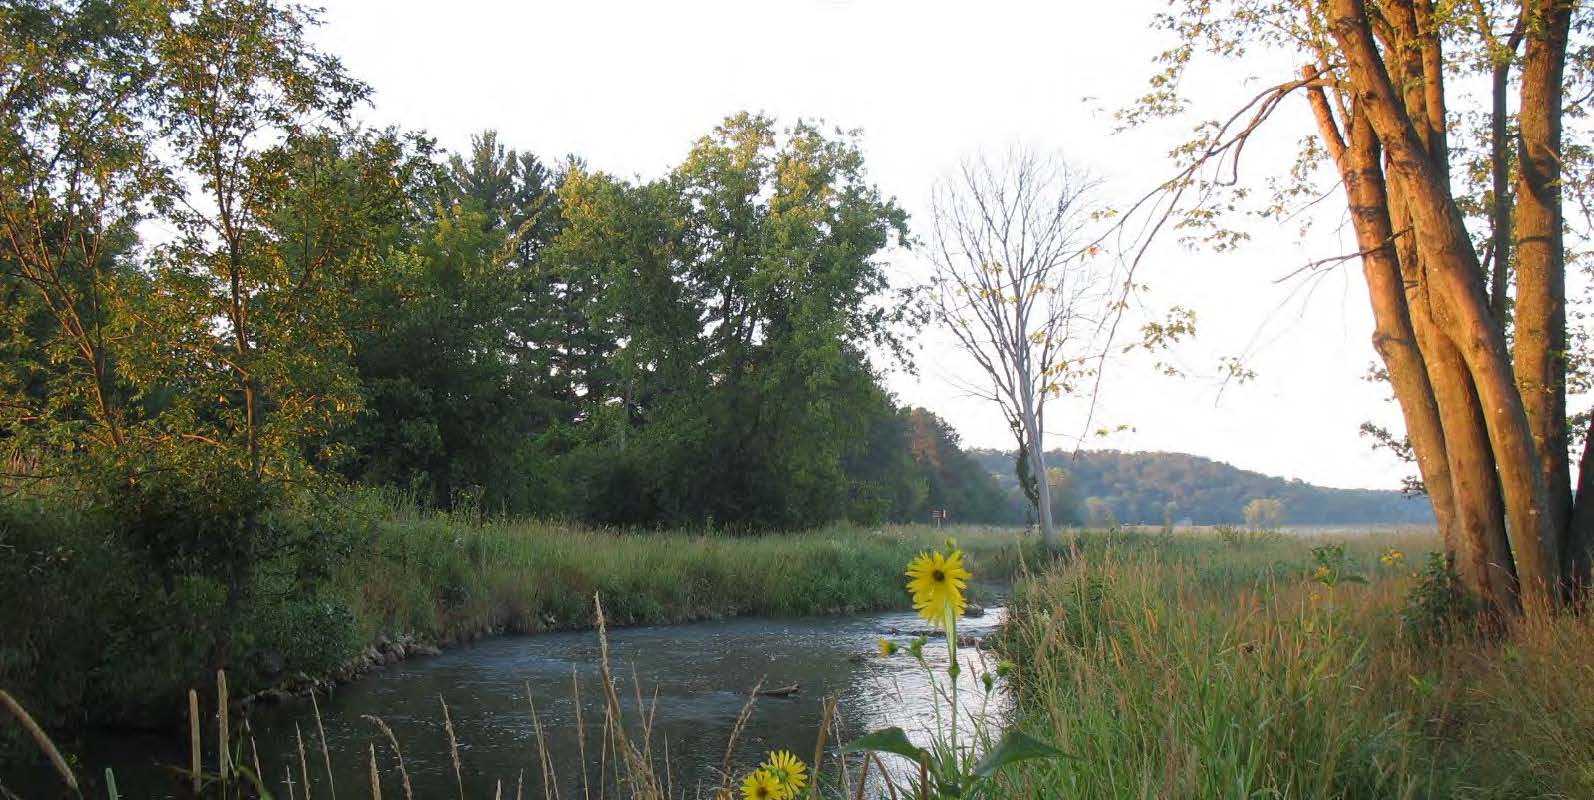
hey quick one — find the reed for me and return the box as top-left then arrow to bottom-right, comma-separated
440,695 -> 463,800
0,689 -> 76,793
311,691 -> 337,800
360,715 -> 413,800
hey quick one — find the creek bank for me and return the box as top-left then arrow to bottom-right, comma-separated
238,587 -> 1009,716
235,600 -> 911,715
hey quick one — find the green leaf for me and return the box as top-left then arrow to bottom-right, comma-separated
972,729 -> 1070,778
838,727 -> 928,764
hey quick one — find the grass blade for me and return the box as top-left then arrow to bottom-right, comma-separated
0,690 -> 78,793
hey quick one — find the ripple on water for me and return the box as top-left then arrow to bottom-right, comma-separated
20,608 -> 1012,799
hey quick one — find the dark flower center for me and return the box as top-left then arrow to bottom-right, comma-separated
932,569 -> 946,582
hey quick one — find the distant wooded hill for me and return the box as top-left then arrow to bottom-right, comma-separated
968,449 -> 1434,527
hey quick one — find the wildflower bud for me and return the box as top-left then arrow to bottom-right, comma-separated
981,672 -> 995,693
878,638 -> 898,657
996,660 -> 1015,677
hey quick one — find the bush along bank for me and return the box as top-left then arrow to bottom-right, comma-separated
0,491 -> 1035,755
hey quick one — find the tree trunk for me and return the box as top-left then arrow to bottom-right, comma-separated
1301,82 -> 1465,574
1021,403 -> 1058,549
1330,0 -> 1559,614
1387,159 -> 1521,613
1515,0 -> 1574,584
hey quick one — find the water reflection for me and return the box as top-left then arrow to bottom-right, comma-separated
24,609 -> 1010,798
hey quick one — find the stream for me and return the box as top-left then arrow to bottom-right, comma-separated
19,608 -> 1010,798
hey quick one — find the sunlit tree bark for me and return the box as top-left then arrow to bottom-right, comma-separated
1125,0 -> 1586,618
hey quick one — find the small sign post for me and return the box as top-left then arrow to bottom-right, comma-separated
931,509 -> 948,528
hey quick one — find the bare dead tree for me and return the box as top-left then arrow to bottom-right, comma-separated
928,149 -> 1111,549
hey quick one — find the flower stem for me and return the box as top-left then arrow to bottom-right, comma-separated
947,602 -> 959,776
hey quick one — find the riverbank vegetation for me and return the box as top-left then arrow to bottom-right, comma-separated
997,530 -> 1594,798
22,527 -> 1594,800
0,497 -> 1031,752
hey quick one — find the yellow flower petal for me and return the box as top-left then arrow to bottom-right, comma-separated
741,769 -> 781,800
759,751 -> 807,798
906,549 -> 971,630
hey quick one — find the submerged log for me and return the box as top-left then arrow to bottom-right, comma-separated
756,684 -> 800,698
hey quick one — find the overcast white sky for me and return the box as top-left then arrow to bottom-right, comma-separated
308,0 -> 1412,491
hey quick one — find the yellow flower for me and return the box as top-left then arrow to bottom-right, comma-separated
1380,548 -> 1405,567
760,750 -> 807,797
741,769 -> 781,800
878,638 -> 898,657
906,549 -> 971,629
1312,564 -> 1332,581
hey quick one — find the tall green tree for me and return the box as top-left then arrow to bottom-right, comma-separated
551,114 -> 918,530
340,131 -> 568,512
0,0 -> 160,458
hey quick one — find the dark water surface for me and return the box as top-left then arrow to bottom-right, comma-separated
17,609 -> 1008,798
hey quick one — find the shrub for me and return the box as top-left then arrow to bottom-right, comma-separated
1403,551 -> 1479,641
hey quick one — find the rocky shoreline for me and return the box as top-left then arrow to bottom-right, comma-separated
237,626 -> 492,712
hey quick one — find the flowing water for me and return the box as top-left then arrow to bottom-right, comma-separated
17,608 -> 1010,798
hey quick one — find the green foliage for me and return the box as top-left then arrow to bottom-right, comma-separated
0,1 -> 1014,748
838,726 -> 926,763
1403,551 -> 1480,641
0,492 -> 358,734
1,0 -> 1001,543
1216,523 -> 1281,547
972,730 -> 1070,779
1309,542 -> 1367,588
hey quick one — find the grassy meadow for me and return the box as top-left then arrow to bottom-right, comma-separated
996,529 -> 1594,799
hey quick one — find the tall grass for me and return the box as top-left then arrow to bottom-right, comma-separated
348,508 -> 1028,644
995,530 -> 1594,799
